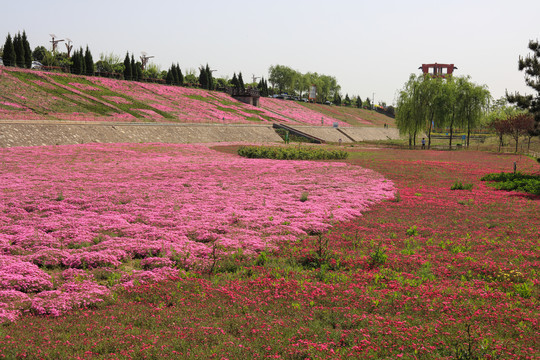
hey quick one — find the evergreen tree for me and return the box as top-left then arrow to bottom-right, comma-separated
22,31 -> 32,68
507,39 -> 540,137
356,96 -> 362,108
344,94 -> 351,106
135,61 -> 143,81
131,55 -> 137,81
231,73 -> 239,90
206,64 -> 213,90
71,48 -> 84,75
166,69 -> 174,85
198,66 -> 208,89
84,46 -> 94,75
14,32 -> 25,68
176,63 -> 184,85
170,64 -> 178,84
123,52 -> 132,80
238,72 -> 245,92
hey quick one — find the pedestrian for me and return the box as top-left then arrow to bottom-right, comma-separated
421,138 -> 426,149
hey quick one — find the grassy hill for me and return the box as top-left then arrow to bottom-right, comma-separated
0,68 -> 394,127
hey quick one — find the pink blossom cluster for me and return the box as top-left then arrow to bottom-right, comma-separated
0,143 -> 393,320
68,82 -> 100,91
260,98 -> 348,127
0,68 -> 349,125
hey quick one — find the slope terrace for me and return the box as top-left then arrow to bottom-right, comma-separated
0,68 -> 390,127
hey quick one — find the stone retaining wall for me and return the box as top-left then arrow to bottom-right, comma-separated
0,121 -> 401,148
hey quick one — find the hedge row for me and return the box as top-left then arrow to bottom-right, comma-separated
237,145 -> 348,160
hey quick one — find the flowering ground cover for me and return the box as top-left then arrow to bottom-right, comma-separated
0,143 -> 393,323
0,68 -> 395,127
300,102 -> 394,127
0,146 -> 538,359
259,98 -> 349,127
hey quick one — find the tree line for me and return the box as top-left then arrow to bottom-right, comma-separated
395,74 -> 490,149
395,39 -> 540,151
1,31 -> 32,68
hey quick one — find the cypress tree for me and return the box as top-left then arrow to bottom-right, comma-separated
231,73 -> 239,90
71,48 -> 84,75
70,50 -> 77,74
131,55 -> 137,81
356,96 -> 362,108
206,64 -> 213,90
2,34 -> 15,67
14,32 -> 25,67
166,69 -> 174,85
198,66 -> 207,89
123,52 -> 132,80
84,46 -> 94,75
176,63 -> 184,85
170,64 -> 178,85
135,61 -> 142,81
238,72 -> 245,92
80,48 -> 86,75
22,31 -> 32,68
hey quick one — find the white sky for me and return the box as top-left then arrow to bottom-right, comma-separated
2,0 -> 539,105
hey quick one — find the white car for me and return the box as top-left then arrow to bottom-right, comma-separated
31,61 -> 43,69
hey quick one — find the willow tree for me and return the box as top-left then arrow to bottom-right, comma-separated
396,74 -> 426,148
456,77 -> 490,147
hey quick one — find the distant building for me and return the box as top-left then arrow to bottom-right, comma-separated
419,63 -> 457,78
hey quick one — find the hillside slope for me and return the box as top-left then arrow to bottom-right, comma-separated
0,68 -> 393,127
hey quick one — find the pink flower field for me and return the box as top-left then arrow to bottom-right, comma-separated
0,143 -> 394,322
0,68 -> 352,126
260,97 -> 350,127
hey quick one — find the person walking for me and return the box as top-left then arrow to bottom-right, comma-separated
421,138 -> 426,149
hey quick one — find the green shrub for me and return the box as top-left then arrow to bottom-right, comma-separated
368,244 -> 387,269
406,225 -> 418,237
237,145 -> 348,161
481,172 -> 540,195
451,181 -> 474,190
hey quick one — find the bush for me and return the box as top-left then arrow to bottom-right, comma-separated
451,181 -> 474,190
481,172 -> 540,195
237,145 -> 348,161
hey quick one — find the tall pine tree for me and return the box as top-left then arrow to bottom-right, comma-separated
135,61 -> 142,81
356,96 -> 362,108
84,46 -> 94,75
206,64 -> 213,90
131,55 -> 137,81
22,31 -> 32,68
123,52 -> 132,80
166,69 -> 174,85
198,66 -> 208,89
71,48 -> 84,75
176,63 -> 183,85
231,73 -> 239,90
3,34 -> 15,67
14,32 -> 25,67
238,72 -> 245,92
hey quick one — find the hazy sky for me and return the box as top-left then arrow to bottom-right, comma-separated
2,0 -> 539,105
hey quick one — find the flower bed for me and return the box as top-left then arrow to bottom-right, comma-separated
0,143 -> 393,321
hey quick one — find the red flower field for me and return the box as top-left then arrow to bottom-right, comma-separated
0,146 -> 538,359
